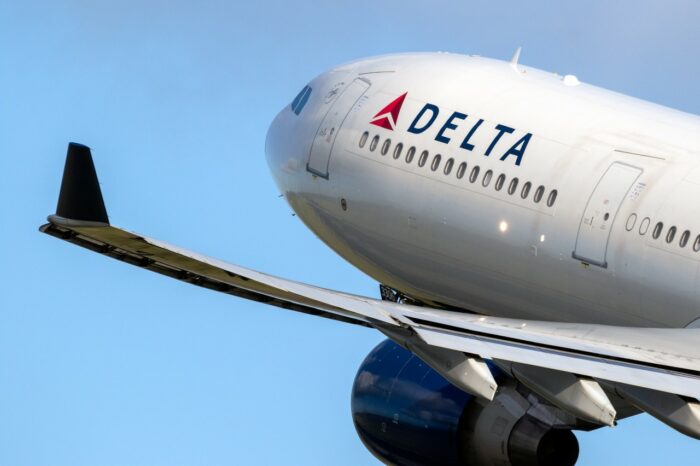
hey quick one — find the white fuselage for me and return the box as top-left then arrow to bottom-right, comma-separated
265,53 -> 700,328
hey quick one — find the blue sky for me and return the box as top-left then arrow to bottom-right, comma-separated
2,1 -> 700,464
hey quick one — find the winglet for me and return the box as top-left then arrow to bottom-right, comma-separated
53,142 -> 109,225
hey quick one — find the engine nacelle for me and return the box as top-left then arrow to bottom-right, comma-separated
351,340 -> 579,466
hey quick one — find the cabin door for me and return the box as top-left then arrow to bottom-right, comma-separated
307,78 -> 370,178
573,162 -> 642,267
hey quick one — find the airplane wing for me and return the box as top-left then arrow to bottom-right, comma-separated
41,143 -> 700,437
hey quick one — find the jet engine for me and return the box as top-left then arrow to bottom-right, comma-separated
351,340 -> 580,466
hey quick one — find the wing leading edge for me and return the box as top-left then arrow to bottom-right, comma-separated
41,143 -> 700,436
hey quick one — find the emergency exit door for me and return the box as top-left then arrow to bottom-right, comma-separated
307,78 -> 370,178
573,162 -> 642,267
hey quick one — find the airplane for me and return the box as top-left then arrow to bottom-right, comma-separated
40,50 -> 700,465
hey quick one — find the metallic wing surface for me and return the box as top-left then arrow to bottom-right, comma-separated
41,143 -> 700,435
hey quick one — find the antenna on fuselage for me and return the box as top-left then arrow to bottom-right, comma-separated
509,46 -> 522,71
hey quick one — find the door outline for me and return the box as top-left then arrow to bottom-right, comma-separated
307,78 -> 370,179
572,161 -> 643,268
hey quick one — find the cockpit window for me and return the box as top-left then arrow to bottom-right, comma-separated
291,85 -> 312,115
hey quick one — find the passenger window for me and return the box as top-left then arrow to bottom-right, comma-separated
393,143 -> 403,160
625,213 -> 637,231
680,230 -> 690,248
444,158 -> 454,175
482,169 -> 493,187
381,139 -> 391,156
694,235 -> 700,252
508,177 -> 519,195
469,166 -> 480,183
494,174 -> 506,191
456,162 -> 467,179
639,217 -> 650,235
666,226 -> 677,243
369,135 -> 379,152
521,182 -> 532,199
418,150 -> 429,167
405,146 -> 416,163
359,131 -> 369,148
533,185 -> 545,203
652,222 -> 664,239
546,189 -> 558,207
431,154 -> 442,172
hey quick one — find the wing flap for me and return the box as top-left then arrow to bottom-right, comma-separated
414,324 -> 700,400
398,308 -> 700,374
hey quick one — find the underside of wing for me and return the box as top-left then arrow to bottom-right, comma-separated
41,218 -> 396,328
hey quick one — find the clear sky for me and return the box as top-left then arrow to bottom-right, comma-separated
2,1 -> 700,464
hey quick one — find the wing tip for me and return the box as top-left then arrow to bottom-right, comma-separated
54,142 -> 110,225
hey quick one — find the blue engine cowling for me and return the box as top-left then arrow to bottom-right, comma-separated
351,339 -> 579,466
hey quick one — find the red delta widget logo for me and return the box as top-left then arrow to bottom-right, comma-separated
369,92 -> 532,166
370,92 -> 407,130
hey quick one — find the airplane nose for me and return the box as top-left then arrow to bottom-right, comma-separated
265,104 -> 306,191
264,109 -> 286,171
265,80 -> 322,187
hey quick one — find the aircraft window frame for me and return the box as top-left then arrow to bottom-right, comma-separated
369,135 -> 380,152
469,166 -> 480,183
680,230 -> 691,248
418,150 -> 429,168
508,178 -> 519,195
546,189 -> 558,207
291,86 -> 306,110
405,146 -> 416,164
296,87 -> 311,114
625,213 -> 637,232
393,142 -> 403,160
381,139 -> 391,156
639,217 -> 650,235
652,221 -> 664,240
482,169 -> 493,187
694,235 -> 700,252
533,185 -> 545,203
359,131 -> 369,149
443,157 -> 454,175
494,174 -> 506,191
666,226 -> 677,244
291,85 -> 312,115
456,162 -> 467,179
521,181 -> 532,199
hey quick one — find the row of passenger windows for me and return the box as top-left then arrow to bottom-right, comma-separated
359,132 -> 558,207
626,213 -> 700,251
